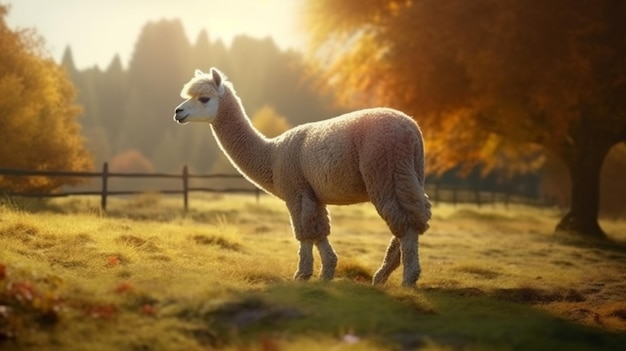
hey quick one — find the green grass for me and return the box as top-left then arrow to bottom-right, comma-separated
1,194 -> 626,350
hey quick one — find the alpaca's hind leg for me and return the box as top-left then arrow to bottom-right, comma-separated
294,240 -> 314,280
399,231 -> 420,287
315,237 -> 338,280
372,237 -> 401,285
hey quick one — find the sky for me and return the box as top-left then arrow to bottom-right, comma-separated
4,0 -> 307,69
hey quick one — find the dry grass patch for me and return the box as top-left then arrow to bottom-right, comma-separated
1,195 -> 626,350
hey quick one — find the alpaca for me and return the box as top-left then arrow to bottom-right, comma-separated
173,68 -> 431,286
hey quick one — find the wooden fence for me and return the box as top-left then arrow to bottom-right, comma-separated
0,163 -> 553,211
0,163 -> 261,211
427,182 -> 553,208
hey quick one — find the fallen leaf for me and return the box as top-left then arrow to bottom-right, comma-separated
10,281 -> 36,302
86,304 -> 117,320
107,256 -> 120,267
114,282 -> 134,294
141,304 -> 157,316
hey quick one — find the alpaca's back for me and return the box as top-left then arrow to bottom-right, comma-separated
272,108 -> 426,211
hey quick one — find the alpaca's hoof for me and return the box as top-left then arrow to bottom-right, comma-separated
401,279 -> 418,287
319,267 -> 336,281
319,273 -> 335,281
372,271 -> 389,286
293,271 -> 312,281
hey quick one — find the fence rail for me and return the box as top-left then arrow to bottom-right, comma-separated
0,163 -> 552,211
0,163 -> 261,211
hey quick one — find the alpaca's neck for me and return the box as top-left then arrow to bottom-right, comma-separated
211,87 -> 275,193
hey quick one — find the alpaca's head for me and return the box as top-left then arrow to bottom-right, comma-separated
173,68 -> 226,124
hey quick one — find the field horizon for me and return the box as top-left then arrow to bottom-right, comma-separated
1,193 -> 625,350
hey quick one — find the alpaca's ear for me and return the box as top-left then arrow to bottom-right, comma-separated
211,68 -> 225,96
210,68 -> 221,85
194,69 -> 204,77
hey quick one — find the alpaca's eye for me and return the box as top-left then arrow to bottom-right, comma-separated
199,97 -> 210,103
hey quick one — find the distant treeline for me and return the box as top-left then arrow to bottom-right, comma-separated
62,19 -> 344,175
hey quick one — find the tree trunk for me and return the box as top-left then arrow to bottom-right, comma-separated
555,142 -> 610,238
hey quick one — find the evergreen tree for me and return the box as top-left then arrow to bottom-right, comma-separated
99,54 -> 127,139
123,19 -> 192,165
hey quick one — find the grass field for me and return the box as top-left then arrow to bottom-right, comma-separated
1,193 -> 625,350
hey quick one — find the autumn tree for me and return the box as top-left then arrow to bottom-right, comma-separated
305,0 -> 626,238
108,149 -> 156,192
251,105 -> 291,138
0,5 -> 92,193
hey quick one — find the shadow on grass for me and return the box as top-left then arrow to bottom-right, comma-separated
545,231 -> 626,258
175,281 -> 626,350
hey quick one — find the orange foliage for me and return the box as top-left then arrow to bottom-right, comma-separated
306,0 -> 626,236
305,0 -> 626,176
251,105 -> 291,138
0,5 -> 93,193
109,149 -> 155,173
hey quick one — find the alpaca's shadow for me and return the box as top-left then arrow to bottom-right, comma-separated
181,280 -> 626,350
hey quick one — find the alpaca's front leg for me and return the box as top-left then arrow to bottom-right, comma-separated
287,192 -> 332,281
373,237 -> 401,285
399,231 -> 420,287
294,240 -> 314,280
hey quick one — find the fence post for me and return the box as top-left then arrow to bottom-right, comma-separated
504,187 -> 510,209
101,162 -> 109,211
182,165 -> 189,211
474,186 -> 482,208
452,185 -> 458,206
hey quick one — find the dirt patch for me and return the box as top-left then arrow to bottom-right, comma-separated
492,287 -> 585,304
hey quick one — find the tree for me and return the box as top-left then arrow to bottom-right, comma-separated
123,19 -> 192,160
98,54 -> 128,140
0,5 -> 93,193
109,149 -> 156,192
251,105 -> 291,138
305,0 -> 626,238
228,36 -> 282,115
